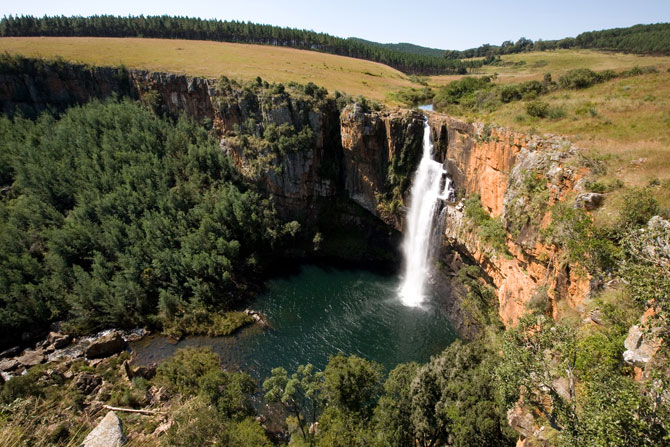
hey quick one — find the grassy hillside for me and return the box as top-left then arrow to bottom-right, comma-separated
0,36 -> 416,102
0,15 -> 476,75
484,68 -> 670,222
428,49 -> 670,86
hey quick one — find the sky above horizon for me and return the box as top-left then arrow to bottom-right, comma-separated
3,1 -> 670,50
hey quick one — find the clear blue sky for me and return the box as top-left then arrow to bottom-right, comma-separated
3,0 -> 670,50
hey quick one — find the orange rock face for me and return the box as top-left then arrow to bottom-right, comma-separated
433,111 -> 591,327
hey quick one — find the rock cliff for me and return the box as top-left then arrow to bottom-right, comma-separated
0,57 -> 591,332
427,111 -> 591,327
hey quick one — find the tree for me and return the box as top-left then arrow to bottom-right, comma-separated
322,353 -> 384,417
373,362 -> 419,447
495,315 -> 578,432
263,364 -> 324,444
410,342 -> 514,447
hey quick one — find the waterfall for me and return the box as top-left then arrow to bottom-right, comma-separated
398,119 -> 453,307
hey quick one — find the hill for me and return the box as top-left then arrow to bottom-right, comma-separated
0,37 -> 417,102
0,15 -> 478,75
446,22 -> 670,59
348,37 -> 446,57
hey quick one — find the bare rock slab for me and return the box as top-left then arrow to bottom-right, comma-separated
80,411 -> 127,447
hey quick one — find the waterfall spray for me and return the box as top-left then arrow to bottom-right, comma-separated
398,119 -> 453,307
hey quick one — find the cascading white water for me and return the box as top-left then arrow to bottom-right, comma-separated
398,119 -> 453,307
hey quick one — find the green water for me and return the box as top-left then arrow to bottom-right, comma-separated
131,265 -> 457,379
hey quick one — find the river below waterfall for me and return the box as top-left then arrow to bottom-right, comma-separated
130,264 -> 456,380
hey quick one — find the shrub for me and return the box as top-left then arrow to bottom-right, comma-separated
618,187 -> 659,229
1,367 -> 44,403
547,106 -> 566,120
155,347 -> 221,396
527,286 -> 552,315
545,202 -> 620,274
199,370 -> 256,420
464,194 -> 509,255
526,100 -> 549,118
500,85 -> 522,103
558,68 -> 602,89
434,76 -> 491,106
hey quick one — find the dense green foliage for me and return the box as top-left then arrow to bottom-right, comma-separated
433,76 -> 494,111
388,86 -> 435,107
574,23 -> 670,55
496,314 -> 669,446
0,99 -> 295,345
445,23 -> 670,59
0,15 -> 483,74
262,347 -> 513,447
153,348 -> 271,447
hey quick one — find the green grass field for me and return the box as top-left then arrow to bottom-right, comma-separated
0,36 -> 416,102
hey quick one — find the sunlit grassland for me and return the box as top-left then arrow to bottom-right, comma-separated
485,70 -> 670,219
427,49 -> 670,86
0,37 -> 415,102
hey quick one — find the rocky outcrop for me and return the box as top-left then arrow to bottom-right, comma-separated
340,104 -> 423,222
623,307 -> 663,368
86,331 -> 126,359
624,324 -> 661,366
429,112 -> 591,327
80,411 -> 127,447
16,349 -> 45,367
74,373 -> 103,395
574,192 -> 605,211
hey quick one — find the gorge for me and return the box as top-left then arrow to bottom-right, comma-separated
2,55 -> 665,447
0,56 -> 595,343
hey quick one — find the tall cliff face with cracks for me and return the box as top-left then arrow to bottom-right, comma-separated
427,112 -> 591,328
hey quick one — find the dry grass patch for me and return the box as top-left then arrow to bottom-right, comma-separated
427,49 -> 670,86
0,37 -> 415,102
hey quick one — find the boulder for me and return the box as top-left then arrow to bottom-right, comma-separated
48,332 -> 72,349
133,364 -> 157,380
507,405 -> 535,439
80,411 -> 127,447
74,373 -> 102,395
574,192 -> 605,211
0,346 -> 21,358
126,329 -> 149,343
0,358 -> 19,372
86,331 -> 126,359
623,324 -> 661,366
16,349 -> 45,367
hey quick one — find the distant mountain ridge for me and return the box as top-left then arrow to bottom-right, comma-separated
348,37 -> 446,58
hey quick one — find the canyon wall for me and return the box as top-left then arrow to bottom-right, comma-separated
427,112 -> 591,327
0,58 -> 591,331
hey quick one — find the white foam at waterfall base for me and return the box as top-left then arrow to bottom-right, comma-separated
398,120 -> 452,307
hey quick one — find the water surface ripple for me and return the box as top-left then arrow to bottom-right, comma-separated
131,265 -> 457,380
